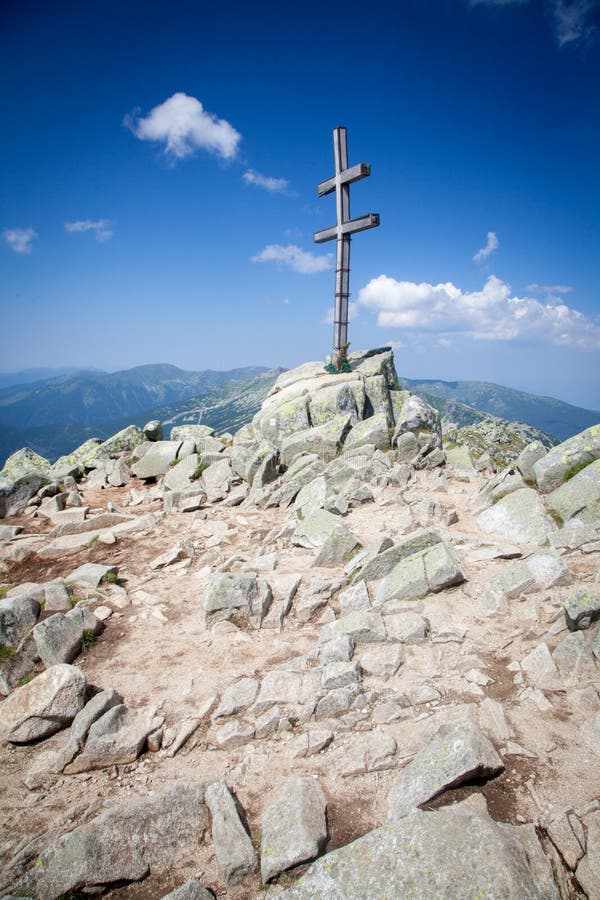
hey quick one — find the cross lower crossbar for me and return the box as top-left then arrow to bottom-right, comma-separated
313,213 -> 380,244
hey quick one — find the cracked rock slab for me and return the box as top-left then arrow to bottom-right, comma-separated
388,722 -> 504,822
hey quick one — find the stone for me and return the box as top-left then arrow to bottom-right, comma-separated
254,670 -> 302,712
338,580 -> 371,613
576,809 -> 600,898
292,508 -> 342,549
0,596 -> 41,649
344,412 -> 391,452
385,612 -> 429,643
516,441 -> 548,482
564,587 -> 600,631
276,805 -> 557,900
65,562 -> 117,587
143,420 -> 163,441
260,776 -> 327,883
376,540 -> 463,608
170,424 -> 215,442
215,719 -> 255,749
313,524 -> 361,567
308,380 -> 362,428
477,488 -> 557,546
32,610 -> 90,667
546,458 -> 600,524
205,781 -> 257,885
388,722 -> 504,822
547,812 -> 585,871
215,677 -> 259,718
280,414 -> 353,466
161,878 -> 214,899
314,685 -> 358,720
64,704 -> 156,772
320,610 -> 388,644
0,448 -> 51,517
203,573 -> 272,628
163,488 -> 206,512
43,582 -> 72,613
345,534 -> 394,579
164,453 -> 199,491
533,424 -> 600,493
318,634 -> 354,665
552,631 -> 598,685
321,660 -> 360,690
202,458 -> 233,494
521,643 -> 560,689
338,731 -> 397,776
0,664 -> 86,743
150,539 -> 194,569
30,782 -> 208,897
131,441 -> 181,478
357,530 -> 440,582
294,476 -> 337,519
360,644 -> 404,677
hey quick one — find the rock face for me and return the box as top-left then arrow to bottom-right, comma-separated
275,805 -> 558,899
0,664 -> 87,743
0,448 -> 51,517
533,423 -> 600,493
260,776 -> 327,883
29,782 -> 208,898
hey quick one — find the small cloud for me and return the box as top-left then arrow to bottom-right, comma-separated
324,301 -> 359,325
243,169 -> 290,194
551,0 -> 599,45
252,243 -> 333,274
65,219 -> 114,242
357,273 -> 600,348
124,92 -> 241,161
473,231 -> 499,263
2,227 -> 37,254
526,282 -> 573,294
283,297 -> 291,305
438,337 -> 453,347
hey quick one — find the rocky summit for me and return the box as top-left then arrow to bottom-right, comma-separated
0,346 -> 599,899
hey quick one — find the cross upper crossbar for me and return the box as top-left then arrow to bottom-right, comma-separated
314,126 -> 380,365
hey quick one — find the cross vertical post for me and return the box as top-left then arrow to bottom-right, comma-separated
314,126 -> 380,370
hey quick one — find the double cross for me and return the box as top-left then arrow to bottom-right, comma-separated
314,126 -> 380,366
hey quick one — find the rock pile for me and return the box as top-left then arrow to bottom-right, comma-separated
0,348 -> 599,898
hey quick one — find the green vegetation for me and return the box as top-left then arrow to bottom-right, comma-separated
564,459 -> 592,481
81,630 -> 96,651
0,644 -> 15,661
18,673 -> 34,687
69,594 -> 85,607
0,584 -> 9,599
168,458 -> 181,467
102,571 -> 119,584
549,509 -> 564,527
193,462 -> 210,480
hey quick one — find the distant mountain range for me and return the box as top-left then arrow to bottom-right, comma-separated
402,377 -> 600,443
0,362 -> 598,468
0,364 -> 275,464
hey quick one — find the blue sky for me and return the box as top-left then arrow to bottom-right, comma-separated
1,0 -> 599,407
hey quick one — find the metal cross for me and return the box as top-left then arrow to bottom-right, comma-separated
314,126 -> 380,367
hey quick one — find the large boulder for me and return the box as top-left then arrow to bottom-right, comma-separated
0,664 -> 86,743
0,448 -> 51,517
545,458 -> 600,525
203,573 -> 272,628
275,805 -> 558,899
477,488 -> 557,546
281,415 -> 353,466
260,776 -> 327,883
533,424 -> 600,493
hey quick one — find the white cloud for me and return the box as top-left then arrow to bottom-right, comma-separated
473,231 -> 499,263
65,219 -> 113,242
2,227 -> 37,254
357,273 -> 600,348
243,169 -> 290,194
526,282 -> 573,294
125,92 -> 241,161
551,0 -> 599,45
252,244 -> 333,274
324,302 -> 359,325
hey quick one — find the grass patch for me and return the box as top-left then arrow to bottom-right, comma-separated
169,458 -> 181,468
102,571 -> 119,584
0,644 -> 15,661
88,535 -> 99,548
549,509 -> 564,527
18,672 -> 34,687
564,459 -> 593,481
69,594 -> 85,608
81,630 -> 96,652
193,462 -> 210,480
0,585 -> 9,599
